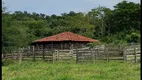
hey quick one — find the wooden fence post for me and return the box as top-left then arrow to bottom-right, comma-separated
119,44 -> 121,56
57,49 -> 59,60
11,53 -> 13,59
123,52 -> 125,61
95,48 -> 98,61
42,45 -> 45,61
32,46 -> 35,61
19,48 -> 23,64
52,49 -> 55,63
123,49 -> 126,62
76,48 -> 78,64
2,54 -> 3,59
70,49 -> 73,60
124,49 -> 127,62
106,48 -> 109,62
105,44 -> 109,62
134,48 -> 137,63
104,46 -> 106,61
28,46 -> 30,56
91,48 -> 94,63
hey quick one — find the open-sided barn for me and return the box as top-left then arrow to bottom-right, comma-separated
31,32 -> 99,50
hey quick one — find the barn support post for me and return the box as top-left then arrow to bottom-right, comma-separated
69,41 -> 72,50
61,42 -> 63,50
134,48 -> 137,63
36,43 -> 39,51
32,46 -> 35,61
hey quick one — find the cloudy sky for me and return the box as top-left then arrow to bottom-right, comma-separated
2,0 -> 140,16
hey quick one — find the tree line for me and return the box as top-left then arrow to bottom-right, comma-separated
2,1 -> 140,53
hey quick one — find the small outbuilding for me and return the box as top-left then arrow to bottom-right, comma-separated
31,32 -> 99,50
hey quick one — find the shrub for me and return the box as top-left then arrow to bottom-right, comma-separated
2,59 -> 15,66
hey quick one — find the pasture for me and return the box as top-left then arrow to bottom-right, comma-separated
2,60 -> 140,80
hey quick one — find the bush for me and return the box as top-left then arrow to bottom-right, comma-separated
2,59 -> 15,66
126,32 -> 140,43
87,42 -> 99,48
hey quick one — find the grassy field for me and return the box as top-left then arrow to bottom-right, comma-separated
2,60 -> 140,80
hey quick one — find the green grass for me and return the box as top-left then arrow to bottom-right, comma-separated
2,60 -> 140,80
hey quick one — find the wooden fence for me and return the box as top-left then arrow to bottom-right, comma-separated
2,43 -> 141,63
123,46 -> 141,62
2,47 -> 73,63
75,44 -> 140,63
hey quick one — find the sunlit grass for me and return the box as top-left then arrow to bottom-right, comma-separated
2,60 -> 140,80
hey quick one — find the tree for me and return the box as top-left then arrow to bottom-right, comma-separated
87,6 -> 112,38
111,1 -> 140,34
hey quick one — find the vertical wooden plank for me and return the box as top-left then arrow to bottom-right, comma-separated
134,48 -> 137,63
32,46 -> 35,61
70,42 -> 73,50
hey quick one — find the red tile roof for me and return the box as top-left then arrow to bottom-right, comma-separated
34,32 -> 99,43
